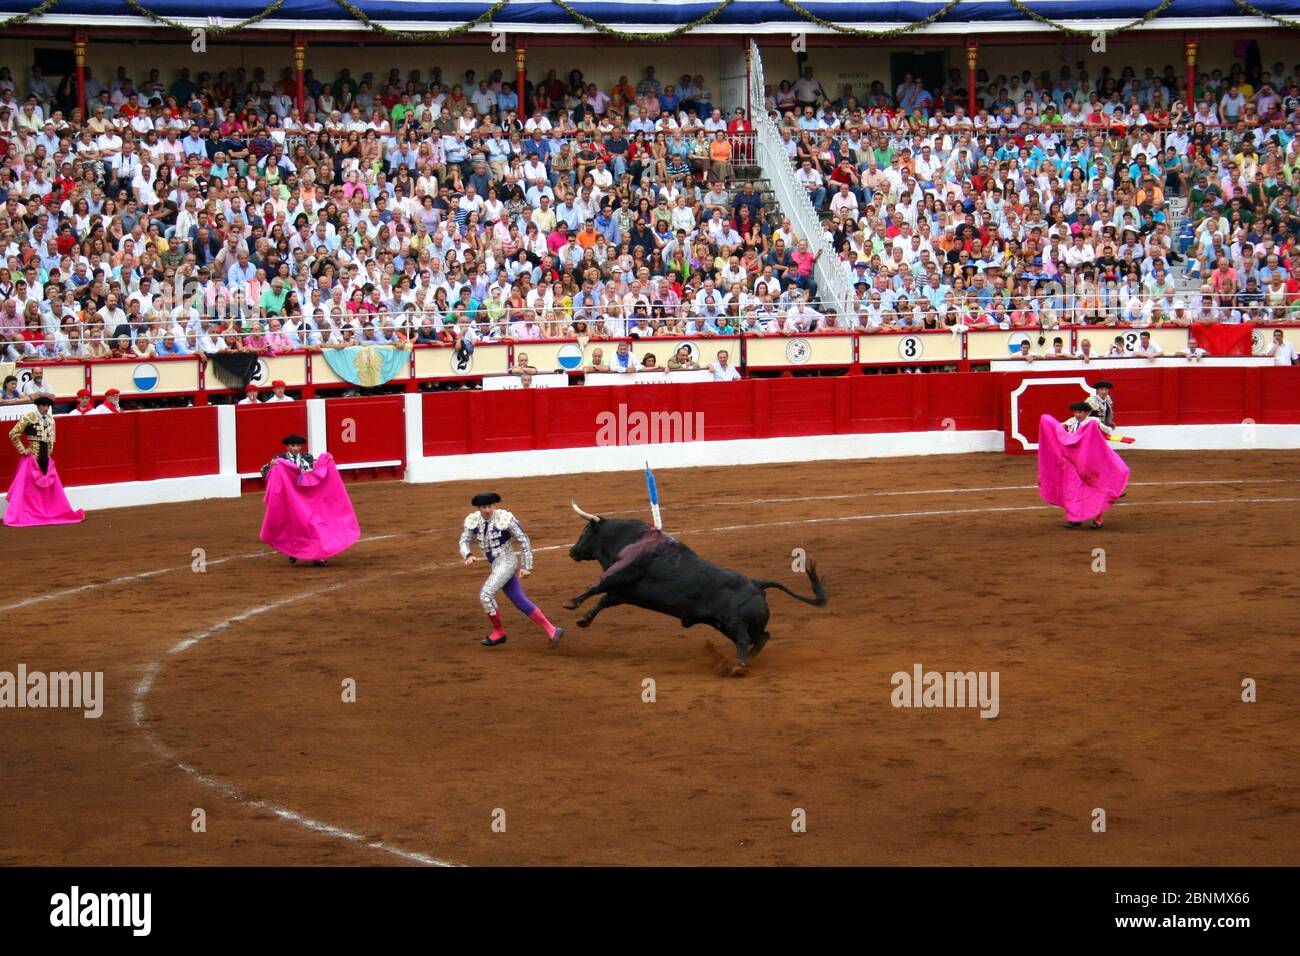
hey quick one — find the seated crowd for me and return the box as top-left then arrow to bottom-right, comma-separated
777,60 -> 1300,330
0,53 -> 1299,376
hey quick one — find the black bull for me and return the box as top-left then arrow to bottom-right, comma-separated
563,504 -> 828,667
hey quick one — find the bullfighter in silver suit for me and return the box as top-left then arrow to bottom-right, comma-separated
459,491 -> 564,648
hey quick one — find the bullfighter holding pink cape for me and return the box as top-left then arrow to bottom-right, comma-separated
1038,404 -> 1131,529
259,435 -> 360,566
5,395 -> 85,527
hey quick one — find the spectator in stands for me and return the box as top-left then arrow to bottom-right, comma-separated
1267,328 -> 1297,365
667,344 -> 701,370
0,375 -> 23,405
710,348 -> 741,381
19,366 -> 54,399
1133,330 -> 1164,361
88,387 -> 123,414
263,380 -> 293,402
610,341 -> 641,373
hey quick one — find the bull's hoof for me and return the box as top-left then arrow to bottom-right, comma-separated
576,617 -> 592,629
561,598 -> 580,610
730,662 -> 750,678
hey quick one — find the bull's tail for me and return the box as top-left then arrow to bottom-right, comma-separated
755,562 -> 828,607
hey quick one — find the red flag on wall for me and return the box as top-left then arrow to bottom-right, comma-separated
1191,323 -> 1254,356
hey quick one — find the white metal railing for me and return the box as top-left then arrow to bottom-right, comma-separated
7,298 -> 852,359
747,40 -> 852,317
12,292 -> 1296,363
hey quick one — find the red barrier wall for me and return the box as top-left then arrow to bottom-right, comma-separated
5,371 -> 1299,496
325,396 -> 406,466
997,366 -> 1300,451
235,403 -> 309,476
0,407 -> 221,488
419,373 -> 1004,456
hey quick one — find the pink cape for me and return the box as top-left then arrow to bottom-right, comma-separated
3,455 -> 85,527
259,453 -> 360,560
1037,415 -> 1131,523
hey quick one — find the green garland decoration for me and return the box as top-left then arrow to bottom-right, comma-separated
1231,0 -> 1300,30
1003,0 -> 1177,38
329,0 -> 511,41
775,0 -> 962,38
1,0 -> 60,29
122,0 -> 286,34
550,0 -> 736,40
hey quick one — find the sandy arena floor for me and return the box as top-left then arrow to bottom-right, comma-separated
1,451 -> 1297,866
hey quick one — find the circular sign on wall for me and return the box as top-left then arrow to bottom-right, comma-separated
556,343 -> 585,370
450,342 -> 475,375
785,338 -> 812,365
1251,328 -> 1268,356
1007,332 -> 1032,355
898,335 -> 924,360
132,363 -> 160,392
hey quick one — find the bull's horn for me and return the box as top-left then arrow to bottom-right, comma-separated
571,499 -> 601,522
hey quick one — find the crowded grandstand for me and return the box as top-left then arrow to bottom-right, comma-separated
2,11 -> 1300,407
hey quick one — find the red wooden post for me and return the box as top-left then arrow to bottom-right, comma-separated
966,40 -> 978,119
293,35 -> 306,115
73,31 -> 88,122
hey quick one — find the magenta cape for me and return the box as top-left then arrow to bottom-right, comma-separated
3,455 -> 85,527
1037,415 -> 1131,522
259,453 -> 360,560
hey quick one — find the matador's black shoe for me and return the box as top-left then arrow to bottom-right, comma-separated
288,557 -> 297,564
481,634 -> 508,647
548,627 -> 565,649
1065,521 -> 1083,529
313,559 -> 329,567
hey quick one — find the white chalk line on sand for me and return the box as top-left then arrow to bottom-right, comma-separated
0,528 -> 443,614
602,478 -> 1300,515
12,478 -> 1296,615
129,545 -> 569,869
128,490 -> 1300,867
131,582 -> 460,868
686,497 -> 1300,534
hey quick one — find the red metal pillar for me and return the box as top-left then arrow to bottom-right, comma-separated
73,31 -> 88,121
966,40 -> 978,119
293,35 -> 306,115
515,39 -> 526,117
1185,34 -> 1198,110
